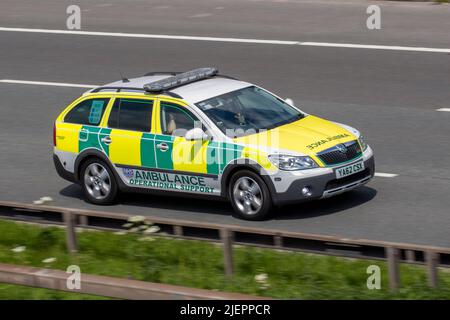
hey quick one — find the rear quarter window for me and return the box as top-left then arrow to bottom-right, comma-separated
64,98 -> 110,126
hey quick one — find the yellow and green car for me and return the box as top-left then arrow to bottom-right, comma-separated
53,68 -> 374,220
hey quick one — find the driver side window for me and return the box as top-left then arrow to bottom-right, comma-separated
160,102 -> 200,137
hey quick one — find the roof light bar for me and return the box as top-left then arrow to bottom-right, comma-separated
144,67 -> 218,93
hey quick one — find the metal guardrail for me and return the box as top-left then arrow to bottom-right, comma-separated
0,263 -> 267,300
0,200 -> 449,291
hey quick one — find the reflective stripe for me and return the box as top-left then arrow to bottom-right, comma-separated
56,123 -> 81,153
219,143 -> 244,173
172,137 -> 209,174
140,133 -> 157,168
109,129 -> 142,166
154,134 -> 175,170
79,126 -> 112,155
149,136 -> 246,176
206,141 -> 221,175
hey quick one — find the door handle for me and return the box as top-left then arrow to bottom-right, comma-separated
101,136 -> 112,145
156,142 -> 169,152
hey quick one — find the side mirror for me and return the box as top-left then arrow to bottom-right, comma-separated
185,127 -> 209,141
285,98 -> 294,106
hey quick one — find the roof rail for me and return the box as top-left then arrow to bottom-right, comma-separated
90,86 -> 145,93
144,67 -> 218,93
90,86 -> 183,99
144,71 -> 183,77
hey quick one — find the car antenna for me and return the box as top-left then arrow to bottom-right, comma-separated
119,70 -> 130,83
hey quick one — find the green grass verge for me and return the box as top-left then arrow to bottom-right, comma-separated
0,219 -> 449,299
0,283 -> 110,300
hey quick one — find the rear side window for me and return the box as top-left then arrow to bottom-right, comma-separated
64,98 -> 109,126
108,98 -> 153,132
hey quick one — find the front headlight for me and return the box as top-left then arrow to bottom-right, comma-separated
268,154 -> 318,171
358,135 -> 368,151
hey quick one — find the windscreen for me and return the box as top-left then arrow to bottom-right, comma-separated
196,86 -> 304,137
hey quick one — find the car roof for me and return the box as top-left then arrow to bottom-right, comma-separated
95,75 -> 251,104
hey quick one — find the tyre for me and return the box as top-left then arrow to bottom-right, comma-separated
80,158 -> 118,205
228,170 -> 273,220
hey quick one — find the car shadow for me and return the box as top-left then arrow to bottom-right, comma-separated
59,184 -> 377,220
59,184 -> 232,215
272,186 -> 377,220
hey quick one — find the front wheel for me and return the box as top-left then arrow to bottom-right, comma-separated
80,158 -> 118,205
228,170 -> 273,220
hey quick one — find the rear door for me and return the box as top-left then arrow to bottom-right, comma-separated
106,97 -> 156,171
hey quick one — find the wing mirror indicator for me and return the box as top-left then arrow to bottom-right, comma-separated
285,98 -> 294,106
184,128 -> 210,141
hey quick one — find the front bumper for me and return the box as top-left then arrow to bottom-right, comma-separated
269,148 -> 375,205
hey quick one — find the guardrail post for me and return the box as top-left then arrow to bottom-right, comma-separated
63,211 -> 78,254
405,250 -> 415,262
220,228 -> 234,278
425,250 -> 439,288
79,215 -> 89,226
273,235 -> 283,248
173,225 -> 183,237
386,247 -> 400,292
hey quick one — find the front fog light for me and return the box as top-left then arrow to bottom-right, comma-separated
301,186 -> 312,197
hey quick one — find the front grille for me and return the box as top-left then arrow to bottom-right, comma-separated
318,140 -> 362,166
325,168 -> 371,191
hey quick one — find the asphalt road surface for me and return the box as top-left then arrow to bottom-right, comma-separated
1,0 -> 449,247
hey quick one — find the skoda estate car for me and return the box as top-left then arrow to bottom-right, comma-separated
53,67 -> 375,220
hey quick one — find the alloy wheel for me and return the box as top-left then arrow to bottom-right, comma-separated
232,177 -> 263,215
83,163 -> 111,200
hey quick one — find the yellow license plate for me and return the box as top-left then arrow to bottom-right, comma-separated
335,161 -> 364,179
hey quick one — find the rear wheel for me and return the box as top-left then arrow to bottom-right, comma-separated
80,158 -> 118,205
228,170 -> 272,220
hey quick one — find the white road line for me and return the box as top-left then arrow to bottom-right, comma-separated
374,172 -> 399,178
190,13 -> 213,18
300,42 -> 450,53
436,108 -> 450,112
0,27 -> 298,45
1,27 -> 450,53
0,79 -> 97,88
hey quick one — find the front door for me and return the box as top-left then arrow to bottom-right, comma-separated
155,100 -> 209,174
